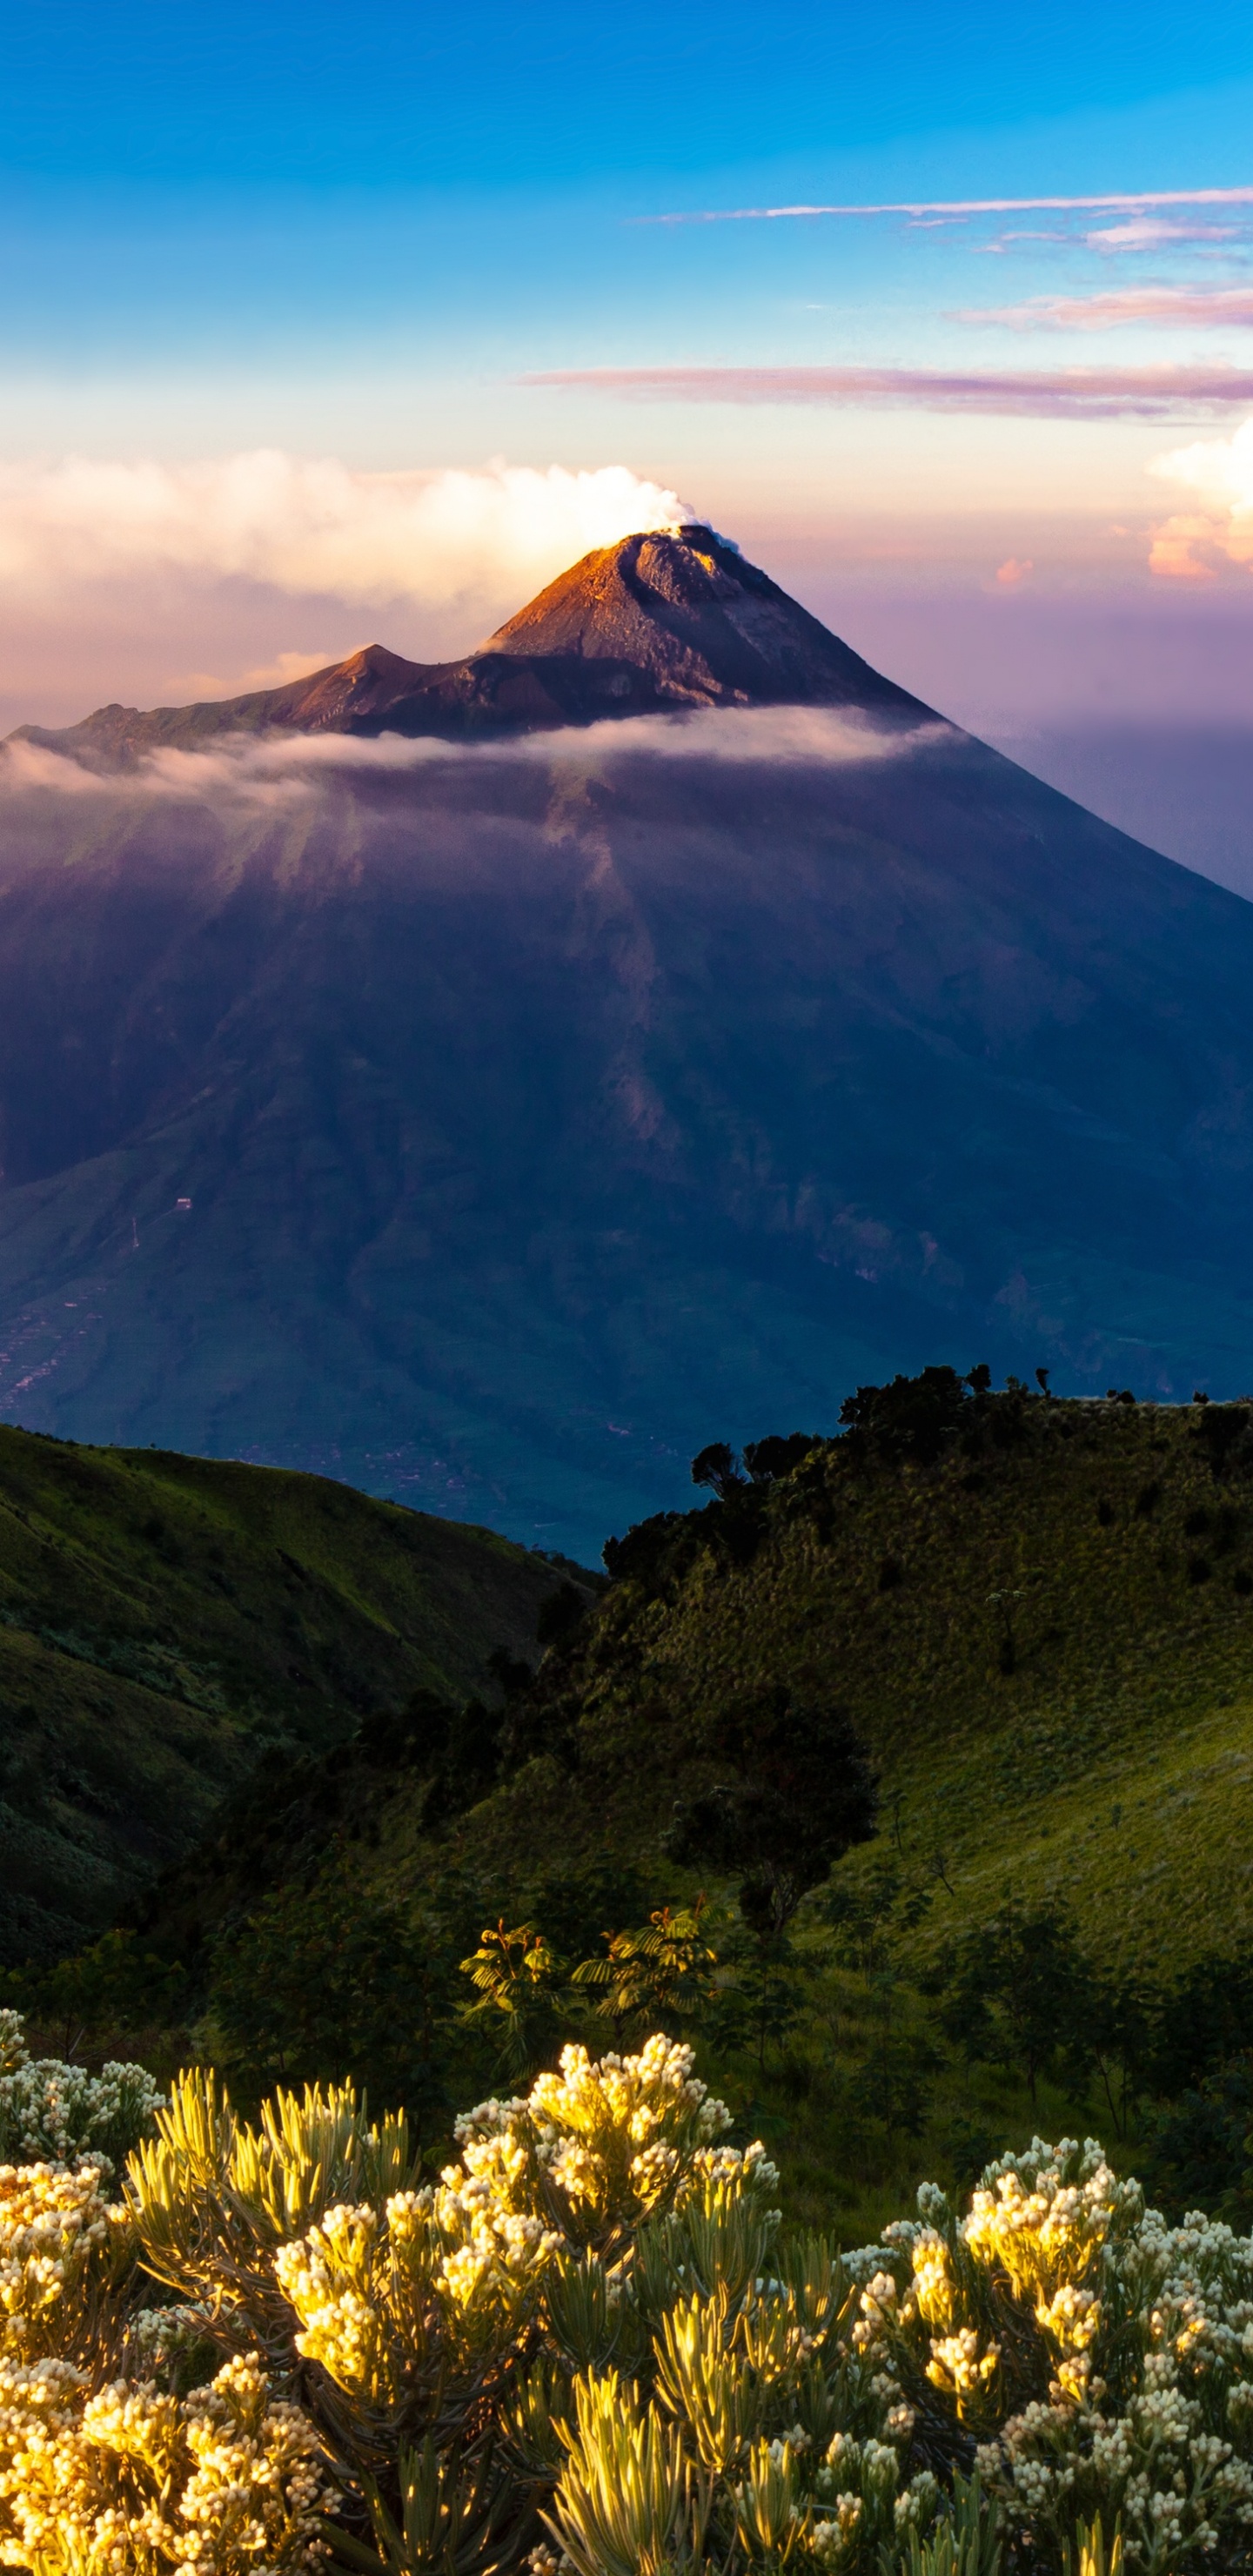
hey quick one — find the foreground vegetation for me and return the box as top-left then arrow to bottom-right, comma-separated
7,2009 -> 1253,2576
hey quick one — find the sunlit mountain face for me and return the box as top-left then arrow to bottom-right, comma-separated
3,527 -> 1253,1560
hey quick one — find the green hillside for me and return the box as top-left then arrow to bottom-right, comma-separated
0,1426 -> 571,1963
447,1377 -> 1251,1973
28,1374 -> 1253,2239
132,1372 -> 1253,1994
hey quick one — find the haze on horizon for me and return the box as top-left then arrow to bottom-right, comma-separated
4,0 -> 1253,884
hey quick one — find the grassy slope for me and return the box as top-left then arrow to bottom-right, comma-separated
0,1426 -> 566,1963
451,1393 -> 1253,1979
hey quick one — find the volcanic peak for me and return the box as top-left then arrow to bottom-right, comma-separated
13,526 -> 924,766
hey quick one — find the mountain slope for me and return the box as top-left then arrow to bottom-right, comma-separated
3,531 -> 1253,1552
0,1425 -> 568,1963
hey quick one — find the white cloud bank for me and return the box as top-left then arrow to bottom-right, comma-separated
1148,415 -> 1253,580
0,705 -> 954,813
0,454 -> 692,613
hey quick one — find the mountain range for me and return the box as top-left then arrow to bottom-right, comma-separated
4,526 -> 1253,1558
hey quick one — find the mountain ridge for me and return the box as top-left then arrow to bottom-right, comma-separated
10,527 -> 925,766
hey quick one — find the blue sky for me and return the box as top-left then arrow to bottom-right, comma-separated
3,2 -> 1253,733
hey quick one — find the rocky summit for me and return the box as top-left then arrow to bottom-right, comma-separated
3,528 -> 1253,1556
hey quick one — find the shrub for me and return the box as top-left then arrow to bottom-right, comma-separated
3,2034 -> 1253,2576
0,2158 -> 334,2576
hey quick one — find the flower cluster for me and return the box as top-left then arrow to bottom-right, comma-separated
0,2151 -> 332,2576
0,2013 -> 163,2177
276,2038 -> 780,2415
0,2160 -> 129,2363
22,2034 -> 1253,2576
0,2347 -> 332,2576
839,2138 -> 1253,2573
453,2036 -> 771,2247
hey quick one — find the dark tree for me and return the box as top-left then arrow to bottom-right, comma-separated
838,1366 -> 971,1468
690,1441 -> 747,1499
741,1432 -> 821,1483
535,1580 -> 589,1650
1149,1949 -> 1253,2096
940,1898 -> 1097,2103
207,1852 -> 486,2127
601,1512 -> 685,1588
1147,2054 -> 1253,2225
667,1685 -> 878,1937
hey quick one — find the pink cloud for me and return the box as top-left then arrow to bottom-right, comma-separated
958,285 -> 1253,329
1147,515 -> 1223,580
1147,416 -> 1253,581
640,186 -> 1253,227
522,362 -> 1253,419
995,558 -> 1034,585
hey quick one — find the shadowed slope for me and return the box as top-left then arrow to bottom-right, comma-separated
0,1424 -> 567,1963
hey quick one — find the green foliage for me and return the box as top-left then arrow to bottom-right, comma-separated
460,1922 -> 568,2079
508,1377 -> 1253,1989
343,2437 -> 524,2576
572,1900 -> 720,2036
129,2064 -> 419,2358
3,1924 -> 193,2055
40,1370 -> 1253,2246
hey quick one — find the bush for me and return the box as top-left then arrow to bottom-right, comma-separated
0,2006 -> 163,2174
4,2034 -> 1253,2575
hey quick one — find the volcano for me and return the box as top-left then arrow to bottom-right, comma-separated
17,527 -> 919,764
3,527 -> 1253,1556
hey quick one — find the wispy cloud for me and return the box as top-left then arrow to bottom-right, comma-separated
522,362 -> 1253,419
640,187 -> 1253,227
0,705 -> 953,810
958,286 -> 1253,330
1147,414 -> 1253,580
0,455 -> 692,611
1086,218 -> 1238,251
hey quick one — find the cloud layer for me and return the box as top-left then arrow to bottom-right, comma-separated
641,187 -> 1253,226
0,703 -> 953,812
0,454 -> 692,612
524,363 -> 1253,420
